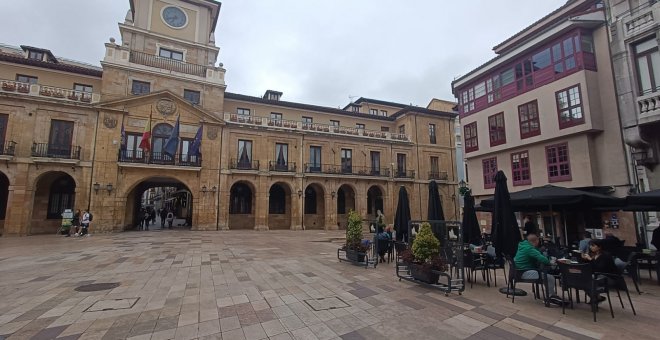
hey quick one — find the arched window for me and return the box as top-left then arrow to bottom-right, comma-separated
337,187 -> 346,214
47,175 -> 75,219
269,185 -> 286,214
304,186 -> 317,214
230,183 -> 252,214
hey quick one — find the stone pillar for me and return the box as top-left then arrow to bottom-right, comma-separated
3,185 -> 31,236
218,188 -> 230,230
325,192 -> 337,230
291,191 -> 303,230
254,190 -> 269,231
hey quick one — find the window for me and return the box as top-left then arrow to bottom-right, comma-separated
370,151 -> 380,175
151,123 -> 173,163
398,125 -> 405,135
482,157 -> 498,189
396,153 -> 407,176
16,74 -> 37,84
474,81 -> 486,98
183,89 -> 200,104
552,37 -> 578,74
369,109 -> 378,115
634,37 -> 660,95
486,76 -> 501,103
27,50 -> 44,61
274,143 -> 288,170
380,110 -> 387,116
229,183 -> 252,214
500,68 -> 515,86
515,59 -> 534,91
48,120 -> 74,157
341,149 -> 352,173
532,48 -> 552,70
381,126 -> 389,132
309,146 -> 321,172
556,85 -> 584,128
304,186 -> 317,214
0,114 -> 8,153
159,48 -> 183,61
131,80 -> 150,95
464,122 -> 478,152
270,112 -> 282,121
73,83 -> 93,93
430,156 -> 440,178
351,105 -> 360,112
237,140 -> 253,169
330,120 -> 340,127
511,151 -> 531,186
518,101 -> 541,138
47,175 -> 75,219
356,123 -> 365,130
429,124 -> 436,144
269,185 -> 286,214
302,116 -> 313,129
488,113 -> 506,146
179,138 -> 198,164
546,143 -> 571,182
237,108 -> 251,116
123,133 -> 144,160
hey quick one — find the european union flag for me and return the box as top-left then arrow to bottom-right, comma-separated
189,125 -> 203,157
163,116 -> 180,157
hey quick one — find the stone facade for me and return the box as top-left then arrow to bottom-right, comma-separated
0,0 -> 458,236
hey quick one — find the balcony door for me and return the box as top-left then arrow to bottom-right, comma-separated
48,120 -> 73,157
370,151 -> 380,175
0,114 -> 7,151
152,123 -> 173,164
309,146 -> 321,172
341,149 -> 352,174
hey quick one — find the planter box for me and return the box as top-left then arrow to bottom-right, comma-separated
410,263 -> 439,284
345,249 -> 366,263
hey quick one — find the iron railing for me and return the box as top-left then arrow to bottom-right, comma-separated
428,171 -> 449,180
118,150 -> 201,167
230,158 -> 259,170
303,163 -> 390,177
129,50 -> 207,77
394,169 -> 415,179
32,143 -> 81,159
268,161 -> 296,172
0,141 -> 16,156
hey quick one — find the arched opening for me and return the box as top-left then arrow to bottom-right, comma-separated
31,172 -> 76,234
229,181 -> 255,229
336,184 -> 356,229
367,185 -> 384,220
152,123 -> 173,164
268,182 -> 291,230
0,172 -> 9,235
304,183 -> 325,230
125,177 -> 193,231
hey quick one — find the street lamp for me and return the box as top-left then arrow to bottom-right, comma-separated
458,180 -> 470,196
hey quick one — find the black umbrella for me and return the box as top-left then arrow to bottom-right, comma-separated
461,191 -> 481,245
491,171 -> 521,258
394,186 -> 411,242
427,180 -> 445,221
480,185 -> 624,211
627,189 -> 660,207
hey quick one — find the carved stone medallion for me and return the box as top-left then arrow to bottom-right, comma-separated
156,98 -> 177,116
103,114 -> 118,129
207,126 -> 218,140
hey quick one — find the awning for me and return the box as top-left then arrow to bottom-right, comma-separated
479,184 -> 624,211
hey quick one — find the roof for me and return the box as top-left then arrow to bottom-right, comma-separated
342,97 -> 409,110
225,92 -> 455,121
0,43 -> 102,77
19,45 -> 57,63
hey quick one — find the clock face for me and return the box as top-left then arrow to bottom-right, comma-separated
162,6 -> 187,28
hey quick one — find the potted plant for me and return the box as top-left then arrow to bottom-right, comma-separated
68,93 -> 79,101
40,88 -> 52,96
401,222 -> 447,284
53,89 -> 65,98
2,82 -> 16,91
17,84 -> 30,93
341,210 -> 368,262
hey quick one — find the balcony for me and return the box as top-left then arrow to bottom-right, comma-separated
0,141 -> 16,157
268,161 -> 296,172
32,143 -> 81,160
637,91 -> 660,124
394,169 -> 415,179
223,113 -> 411,143
230,158 -> 259,171
1,79 -> 100,104
118,150 -> 201,167
428,171 -> 449,181
303,163 -> 390,177
129,50 -> 207,77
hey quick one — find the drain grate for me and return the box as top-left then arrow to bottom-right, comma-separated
303,297 -> 349,311
84,297 -> 139,312
75,282 -> 120,292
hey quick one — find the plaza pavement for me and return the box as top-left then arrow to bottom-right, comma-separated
0,230 -> 659,340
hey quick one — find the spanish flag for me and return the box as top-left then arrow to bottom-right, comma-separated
138,110 -> 152,151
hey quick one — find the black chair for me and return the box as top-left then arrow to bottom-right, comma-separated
558,263 -> 613,322
508,259 -> 546,305
484,246 -> 506,287
376,238 -> 393,263
601,273 -> 637,316
622,252 -> 642,294
465,250 -> 489,288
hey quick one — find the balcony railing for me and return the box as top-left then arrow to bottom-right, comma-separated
428,171 -> 449,181
0,141 -> 16,156
303,163 -> 390,177
394,169 -> 415,179
118,150 -> 201,167
1,79 -> 99,103
637,91 -> 660,116
223,113 -> 410,142
32,143 -> 81,159
129,50 -> 207,77
268,161 -> 296,172
230,158 -> 259,170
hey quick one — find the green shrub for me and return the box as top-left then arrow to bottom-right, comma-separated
411,222 -> 440,262
345,210 -> 363,249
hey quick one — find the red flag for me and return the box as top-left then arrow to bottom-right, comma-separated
138,110 -> 152,151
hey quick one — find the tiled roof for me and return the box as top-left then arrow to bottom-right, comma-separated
0,43 -> 102,77
343,97 -> 409,110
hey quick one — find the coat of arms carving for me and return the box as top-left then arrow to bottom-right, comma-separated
156,98 -> 177,116
207,126 -> 218,140
103,114 -> 118,129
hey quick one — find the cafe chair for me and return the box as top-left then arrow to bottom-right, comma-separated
508,259 -> 546,305
601,273 -> 637,316
558,262 -> 613,322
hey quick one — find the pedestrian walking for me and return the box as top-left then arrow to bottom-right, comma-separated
80,210 -> 91,236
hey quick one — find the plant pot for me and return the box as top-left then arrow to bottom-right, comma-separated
410,263 -> 439,284
345,249 -> 366,263
2,83 -> 16,91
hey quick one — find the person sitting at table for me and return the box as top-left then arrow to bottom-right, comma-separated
523,215 -> 538,237
514,234 -> 565,305
376,226 -> 392,263
376,226 -> 391,241
651,227 -> 660,250
581,239 -> 619,303
579,231 -> 592,254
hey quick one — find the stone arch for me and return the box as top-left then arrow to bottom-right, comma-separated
336,183 -> 356,229
229,180 -> 256,229
304,182 -> 325,230
30,171 -> 77,234
268,181 -> 292,230
367,185 -> 385,220
0,171 -> 9,233
123,176 -> 194,231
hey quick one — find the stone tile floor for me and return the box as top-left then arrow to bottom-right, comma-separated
0,230 -> 659,340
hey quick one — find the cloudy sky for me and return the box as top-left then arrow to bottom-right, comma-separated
3,0 -> 566,108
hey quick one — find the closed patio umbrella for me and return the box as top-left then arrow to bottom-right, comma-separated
462,191 -> 481,245
394,186 -> 411,242
427,180 -> 445,221
627,189 -> 660,207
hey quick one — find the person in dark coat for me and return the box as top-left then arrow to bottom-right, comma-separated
523,215 -> 538,236
652,227 -> 660,250
160,208 -> 168,228
582,239 -> 619,275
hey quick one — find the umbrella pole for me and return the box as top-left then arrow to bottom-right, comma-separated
562,210 -> 568,246
550,205 -> 555,243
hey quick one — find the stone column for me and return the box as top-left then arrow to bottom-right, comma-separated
325,192 -> 337,230
3,185 -> 30,236
291,191 -> 303,230
218,188 -> 230,230
254,190 -> 269,231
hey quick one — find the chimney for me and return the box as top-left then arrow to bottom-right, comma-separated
263,90 -> 283,101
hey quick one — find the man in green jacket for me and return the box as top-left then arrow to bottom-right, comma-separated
514,234 -> 563,305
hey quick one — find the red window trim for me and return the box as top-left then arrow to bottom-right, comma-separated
545,143 -> 572,183
488,112 -> 506,147
555,84 -> 585,129
482,157 -> 497,189
464,122 -> 478,153
518,100 -> 541,139
511,151 -> 531,186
